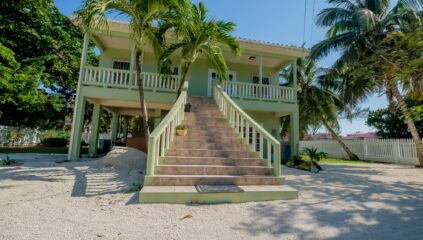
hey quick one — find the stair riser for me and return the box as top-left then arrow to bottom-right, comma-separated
161,157 -> 264,166
183,131 -> 236,138
156,166 -> 272,175
172,143 -> 248,151
176,134 -> 240,141
167,149 -> 256,158
147,177 -> 284,186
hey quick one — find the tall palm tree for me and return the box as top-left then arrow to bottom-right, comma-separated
282,57 -> 360,160
160,2 -> 241,96
75,0 -> 188,144
311,0 -> 423,165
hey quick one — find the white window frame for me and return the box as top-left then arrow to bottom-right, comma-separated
207,69 -> 237,96
252,74 -> 271,85
112,59 -> 131,70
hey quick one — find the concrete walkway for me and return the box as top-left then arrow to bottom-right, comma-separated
0,158 -> 422,240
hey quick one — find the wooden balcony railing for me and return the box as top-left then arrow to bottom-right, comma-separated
221,82 -> 297,103
82,66 -> 180,93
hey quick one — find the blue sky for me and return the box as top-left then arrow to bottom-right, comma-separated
54,0 -> 388,135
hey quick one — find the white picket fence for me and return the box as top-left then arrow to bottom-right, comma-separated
300,139 -> 422,165
0,126 -> 41,147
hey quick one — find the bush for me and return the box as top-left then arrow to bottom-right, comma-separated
176,125 -> 188,130
41,137 -> 68,147
1,156 -> 17,166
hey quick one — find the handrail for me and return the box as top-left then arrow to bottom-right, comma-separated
145,81 -> 189,176
83,66 -> 180,91
221,81 -> 296,103
213,84 -> 281,176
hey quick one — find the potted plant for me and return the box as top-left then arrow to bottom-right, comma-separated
176,125 -> 188,136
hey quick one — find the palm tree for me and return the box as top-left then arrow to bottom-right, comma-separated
160,2 -> 241,96
311,0 -> 423,165
75,0 -> 188,144
281,57 -> 360,160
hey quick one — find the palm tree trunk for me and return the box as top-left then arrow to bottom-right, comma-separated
177,62 -> 192,97
389,81 -> 423,167
135,49 -> 150,145
320,116 -> 360,160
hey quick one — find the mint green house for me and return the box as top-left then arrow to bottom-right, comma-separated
69,19 -> 307,203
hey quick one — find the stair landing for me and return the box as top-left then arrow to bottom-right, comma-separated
140,185 -> 298,204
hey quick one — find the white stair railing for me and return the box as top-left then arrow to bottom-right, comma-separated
145,81 -> 188,176
213,84 -> 281,176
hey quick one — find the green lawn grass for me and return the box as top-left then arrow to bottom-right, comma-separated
0,146 -> 88,154
301,155 -> 370,164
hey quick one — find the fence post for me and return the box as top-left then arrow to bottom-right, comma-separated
363,139 -> 368,160
392,140 -> 399,164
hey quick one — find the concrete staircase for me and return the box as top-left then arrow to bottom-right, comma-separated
140,96 -> 298,204
145,97 -> 284,186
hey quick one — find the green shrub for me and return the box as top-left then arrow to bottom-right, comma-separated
1,156 -> 17,166
41,137 -> 68,147
176,125 -> 188,130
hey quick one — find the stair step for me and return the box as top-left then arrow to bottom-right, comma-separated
167,149 -> 257,158
145,175 -> 284,186
172,142 -> 247,151
161,156 -> 264,166
157,164 -> 272,175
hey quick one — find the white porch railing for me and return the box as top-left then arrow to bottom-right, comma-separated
145,81 -> 188,176
82,66 -> 180,92
221,82 -> 296,103
213,84 -> 281,176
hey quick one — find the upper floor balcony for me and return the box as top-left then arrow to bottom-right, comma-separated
81,66 -> 297,106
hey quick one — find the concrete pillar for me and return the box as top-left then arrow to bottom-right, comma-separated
130,41 -> 136,71
88,103 -> 102,156
259,55 -> 263,84
68,33 -> 90,161
122,117 -> 129,142
111,113 -> 119,147
153,109 -> 162,128
290,109 -> 300,159
292,61 -> 298,90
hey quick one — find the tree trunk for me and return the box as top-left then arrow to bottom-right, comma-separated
135,49 -> 150,146
176,62 -> 192,97
389,81 -> 423,167
320,116 -> 360,161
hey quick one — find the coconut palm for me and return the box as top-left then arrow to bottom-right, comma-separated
281,57 -> 360,160
160,2 -> 241,96
75,0 -> 188,143
311,0 -> 423,165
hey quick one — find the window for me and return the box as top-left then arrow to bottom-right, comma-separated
252,75 -> 270,85
112,60 -> 130,70
112,60 -> 130,84
171,66 -> 179,75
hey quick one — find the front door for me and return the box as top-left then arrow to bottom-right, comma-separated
207,69 -> 236,97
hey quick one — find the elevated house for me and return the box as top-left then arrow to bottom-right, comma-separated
69,19 -> 308,203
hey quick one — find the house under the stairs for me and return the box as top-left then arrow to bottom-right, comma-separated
68,19 -> 308,203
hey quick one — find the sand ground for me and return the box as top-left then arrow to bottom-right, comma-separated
1,154 -> 422,240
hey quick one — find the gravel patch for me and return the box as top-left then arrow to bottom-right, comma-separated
0,159 -> 422,240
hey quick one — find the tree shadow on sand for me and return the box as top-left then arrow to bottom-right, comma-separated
234,164 -> 423,240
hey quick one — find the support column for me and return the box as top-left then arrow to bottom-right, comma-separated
290,109 -> 300,159
88,103 -> 102,156
68,33 -> 90,161
130,41 -> 136,71
122,117 -> 129,143
292,61 -> 298,90
153,109 -> 162,128
111,113 -> 119,148
259,55 -> 263,83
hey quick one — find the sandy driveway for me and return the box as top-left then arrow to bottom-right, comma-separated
0,156 -> 422,240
